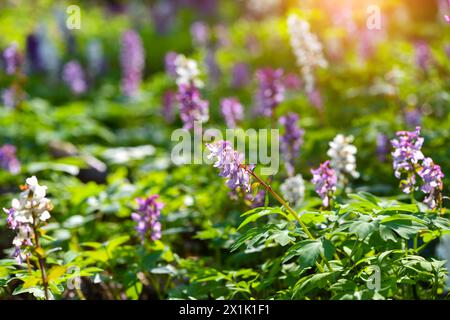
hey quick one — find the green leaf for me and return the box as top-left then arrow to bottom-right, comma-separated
287,240 -> 322,268
348,219 -> 378,240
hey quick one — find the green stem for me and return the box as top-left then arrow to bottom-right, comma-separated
243,166 -> 334,272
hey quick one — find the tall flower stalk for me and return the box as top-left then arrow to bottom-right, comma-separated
206,141 -> 333,271
3,176 -> 53,299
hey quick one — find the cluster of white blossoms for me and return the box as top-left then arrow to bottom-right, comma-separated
247,0 -> 280,15
280,174 -> 305,208
287,14 -> 327,93
327,134 -> 359,183
174,54 -> 204,88
3,176 -> 52,263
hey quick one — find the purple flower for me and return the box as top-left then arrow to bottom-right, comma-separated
3,44 -> 21,75
250,189 -> 266,208
391,127 -> 424,194
418,157 -> 444,210
311,160 -> 337,208
221,97 -> 244,128
254,68 -> 285,118
62,61 -> 87,95
2,87 -> 19,108
206,140 -> 253,193
0,144 -> 21,174
231,63 -> 250,88
131,195 -> 163,243
414,41 -> 432,72
177,84 -> 209,130
190,21 -> 209,47
376,133 -> 389,163
205,48 -> 221,84
26,33 -> 43,73
165,51 -> 178,78
120,30 -> 145,97
279,113 -> 304,176
308,88 -> 323,112
404,108 -> 422,127
162,90 -> 177,123
284,73 -> 302,90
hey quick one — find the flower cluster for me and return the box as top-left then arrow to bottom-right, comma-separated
2,87 -> 19,108
206,140 -> 253,194
120,30 -> 145,97
165,51 -> 178,78
376,133 -> 389,163
255,68 -> 285,118
231,63 -> 250,88
174,54 -> 203,88
391,127 -> 424,194
327,134 -> 359,183
162,90 -> 176,123
190,21 -> 210,47
3,176 -> 52,263
0,144 -> 21,174
247,0 -> 280,16
414,41 -> 432,71
280,174 -> 305,208
418,157 -> 444,210
3,43 -> 21,75
287,14 -> 327,93
311,161 -> 337,208
177,84 -> 209,130
279,113 -> 304,176
62,61 -> 87,95
221,97 -> 244,128
131,195 -> 163,243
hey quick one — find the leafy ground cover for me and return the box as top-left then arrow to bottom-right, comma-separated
0,0 -> 449,300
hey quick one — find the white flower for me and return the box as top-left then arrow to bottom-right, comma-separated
247,0 -> 280,15
174,54 -> 203,88
327,134 -> 359,181
287,14 -> 327,93
3,176 -> 53,263
280,174 -> 305,208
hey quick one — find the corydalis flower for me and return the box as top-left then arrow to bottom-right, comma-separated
165,51 -> 178,78
120,30 -> 145,97
231,63 -> 250,88
190,21 -> 210,47
206,140 -> 253,193
391,127 -> 424,194
311,161 -> 337,208
3,176 -> 52,263
0,144 -> 21,174
162,90 -> 176,123
62,61 -> 87,94
174,54 -> 203,88
2,87 -> 19,108
280,174 -> 305,208
279,113 -> 304,176
255,68 -> 285,117
287,14 -> 327,93
418,157 -> 444,210
3,43 -> 21,75
327,134 -> 359,182
131,195 -> 163,243
376,133 -> 389,163
221,97 -> 243,128
177,84 -> 209,130
414,41 -> 432,72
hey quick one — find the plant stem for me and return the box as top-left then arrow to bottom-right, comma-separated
243,165 -> 334,272
32,223 -> 49,300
